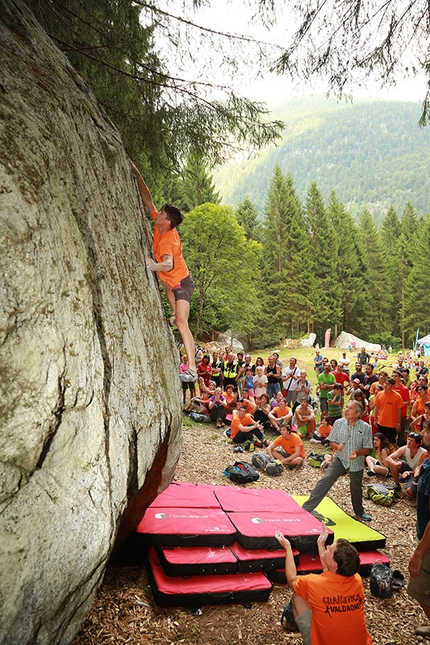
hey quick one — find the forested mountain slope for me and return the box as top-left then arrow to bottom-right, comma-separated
214,96 -> 430,222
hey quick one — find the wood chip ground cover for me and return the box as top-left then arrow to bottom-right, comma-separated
72,417 -> 426,645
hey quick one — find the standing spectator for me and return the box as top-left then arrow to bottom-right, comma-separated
197,355 -> 213,389
374,377 -> 403,444
222,352 -> 239,389
282,357 -> 301,407
236,352 -> 246,395
357,347 -> 370,365
266,355 -> 282,399
243,367 -> 255,397
180,354 -> 196,405
303,400 -> 373,521
411,384 -> 430,422
317,363 -> 336,418
313,349 -> 324,375
273,351 -> 284,390
362,364 -> 378,399
368,383 -> 383,435
407,421 -> 430,638
392,370 -> 411,446
295,370 -> 312,407
253,366 -> 268,399
338,351 -> 350,375
333,362 -> 350,391
210,350 -> 222,387
327,383 -> 344,425
350,362 -> 365,386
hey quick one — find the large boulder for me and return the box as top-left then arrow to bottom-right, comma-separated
0,3 -> 182,644
334,331 -> 381,352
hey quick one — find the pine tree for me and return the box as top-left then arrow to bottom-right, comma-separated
357,209 -> 389,334
327,190 -> 365,337
305,182 -> 341,340
235,197 -> 262,242
176,151 -> 221,213
404,214 -> 430,342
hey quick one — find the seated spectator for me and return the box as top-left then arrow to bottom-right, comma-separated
293,396 -> 317,439
268,397 -> 293,433
386,432 -> 427,496
253,366 -> 268,399
180,354 -> 196,405
184,382 -> 216,415
207,387 -> 227,428
197,354 -> 213,389
270,390 -> 283,408
233,388 -> 256,417
254,393 -> 271,430
266,422 -> 305,468
223,384 -> 238,416
365,432 -> 393,477
230,404 -> 268,445
310,418 -> 332,445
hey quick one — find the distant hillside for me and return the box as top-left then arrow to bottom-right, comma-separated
214,96 -> 430,223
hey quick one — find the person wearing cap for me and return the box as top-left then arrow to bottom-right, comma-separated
130,161 -> 197,382
386,432 -> 427,496
338,351 -> 350,375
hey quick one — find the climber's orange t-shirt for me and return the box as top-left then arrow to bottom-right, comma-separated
294,571 -> 373,645
152,211 -> 189,288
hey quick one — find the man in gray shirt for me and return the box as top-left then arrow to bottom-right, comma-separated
302,400 -> 373,521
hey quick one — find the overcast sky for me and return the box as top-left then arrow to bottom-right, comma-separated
152,0 -> 427,105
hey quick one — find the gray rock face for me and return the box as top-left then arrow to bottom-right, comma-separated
0,3 -> 182,644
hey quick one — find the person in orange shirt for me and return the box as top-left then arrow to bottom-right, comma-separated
275,523 -> 373,645
230,405 -> 267,445
131,161 -> 196,382
374,377 -> 404,444
268,398 -> 292,432
266,423 -> 305,468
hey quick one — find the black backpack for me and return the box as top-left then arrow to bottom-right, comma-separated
224,461 -> 260,483
252,452 -> 284,476
370,562 -> 393,598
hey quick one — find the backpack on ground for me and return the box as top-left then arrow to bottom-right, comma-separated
366,483 -> 396,507
370,562 -> 394,598
224,461 -> 260,484
189,412 -> 211,423
308,452 -> 326,468
252,452 -> 284,476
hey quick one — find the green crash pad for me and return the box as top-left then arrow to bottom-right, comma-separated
293,496 -> 386,550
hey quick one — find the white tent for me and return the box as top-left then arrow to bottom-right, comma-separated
418,334 -> 430,344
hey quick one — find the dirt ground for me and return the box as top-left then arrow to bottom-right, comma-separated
71,417 -> 426,645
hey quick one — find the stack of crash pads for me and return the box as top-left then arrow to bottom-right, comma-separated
136,482 -> 388,608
